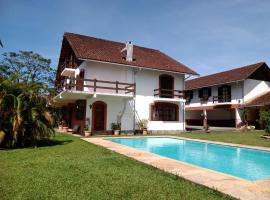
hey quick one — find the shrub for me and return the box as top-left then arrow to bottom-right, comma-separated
137,119 -> 148,130
261,110 -> 270,135
0,77 -> 55,148
111,123 -> 121,130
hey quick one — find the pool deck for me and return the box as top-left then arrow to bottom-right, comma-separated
82,136 -> 270,200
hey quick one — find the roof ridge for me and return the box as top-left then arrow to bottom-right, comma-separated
64,32 -> 160,52
61,32 -> 198,76
186,62 -> 265,83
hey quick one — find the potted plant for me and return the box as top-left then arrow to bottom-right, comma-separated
111,123 -> 121,135
137,119 -> 148,135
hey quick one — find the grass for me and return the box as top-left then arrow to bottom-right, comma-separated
0,133 -> 233,200
179,130 -> 270,148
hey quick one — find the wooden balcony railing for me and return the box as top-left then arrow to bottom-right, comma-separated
212,95 -> 231,103
154,88 -> 184,98
57,78 -> 136,96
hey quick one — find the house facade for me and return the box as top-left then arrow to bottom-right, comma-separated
185,62 -> 270,128
53,32 -> 198,134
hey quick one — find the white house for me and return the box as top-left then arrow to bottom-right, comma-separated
185,62 -> 270,128
53,32 -> 198,134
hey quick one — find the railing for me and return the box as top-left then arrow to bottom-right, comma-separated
154,88 -> 184,98
212,95 -> 231,103
57,78 -> 136,96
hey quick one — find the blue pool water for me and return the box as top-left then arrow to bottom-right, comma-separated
108,137 -> 270,181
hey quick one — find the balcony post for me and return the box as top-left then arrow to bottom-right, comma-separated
133,83 -> 136,96
116,81 -> 119,93
203,109 -> 207,128
94,79 -> 97,92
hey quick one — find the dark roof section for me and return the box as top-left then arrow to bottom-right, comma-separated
242,91 -> 270,107
63,32 -> 198,75
186,62 -> 269,90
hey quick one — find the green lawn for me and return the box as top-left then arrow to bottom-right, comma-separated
179,130 -> 270,148
0,133 -> 233,200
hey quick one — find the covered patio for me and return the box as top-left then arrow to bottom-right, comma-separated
241,91 -> 270,129
186,104 -> 241,128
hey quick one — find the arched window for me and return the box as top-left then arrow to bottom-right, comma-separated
159,74 -> 174,98
150,102 -> 179,121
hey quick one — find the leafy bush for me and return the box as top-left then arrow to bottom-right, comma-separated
0,76 -> 55,148
111,123 -> 121,130
261,110 -> 270,135
137,119 -> 148,130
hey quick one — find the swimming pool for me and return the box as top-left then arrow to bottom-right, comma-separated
108,137 -> 270,181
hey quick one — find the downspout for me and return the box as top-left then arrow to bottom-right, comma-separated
183,101 -> 186,131
183,74 -> 186,131
242,81 -> 245,103
132,69 -> 138,133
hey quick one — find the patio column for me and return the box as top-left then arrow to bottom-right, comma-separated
235,108 -> 242,128
203,109 -> 207,127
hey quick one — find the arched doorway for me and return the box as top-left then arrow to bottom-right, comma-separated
92,101 -> 107,131
159,74 -> 174,98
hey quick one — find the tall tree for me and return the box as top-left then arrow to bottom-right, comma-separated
0,51 -> 56,86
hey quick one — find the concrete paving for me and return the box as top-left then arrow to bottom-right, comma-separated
82,136 -> 270,200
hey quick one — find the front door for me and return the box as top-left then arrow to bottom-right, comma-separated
92,101 -> 107,131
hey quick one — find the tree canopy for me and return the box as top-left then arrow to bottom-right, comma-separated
0,51 -> 56,86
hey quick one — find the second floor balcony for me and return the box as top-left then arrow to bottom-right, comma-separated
212,95 -> 232,103
154,88 -> 184,99
57,77 -> 136,97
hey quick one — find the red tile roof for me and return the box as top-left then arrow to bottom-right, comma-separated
63,32 -> 198,75
186,62 -> 267,90
242,92 -> 270,107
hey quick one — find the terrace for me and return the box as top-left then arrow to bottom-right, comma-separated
53,77 -> 136,106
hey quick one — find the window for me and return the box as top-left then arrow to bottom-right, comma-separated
151,102 -> 178,121
185,90 -> 193,103
159,74 -> 174,98
218,85 -> 231,102
198,87 -> 211,101
75,100 -> 85,120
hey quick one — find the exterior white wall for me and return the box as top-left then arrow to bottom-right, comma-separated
186,81 -> 243,108
243,79 -> 270,102
134,68 -> 185,131
86,96 -> 134,131
79,60 -> 186,131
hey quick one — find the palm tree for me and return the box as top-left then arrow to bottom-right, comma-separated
0,76 -> 55,148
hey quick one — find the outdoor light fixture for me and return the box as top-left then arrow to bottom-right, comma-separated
89,104 -> 92,109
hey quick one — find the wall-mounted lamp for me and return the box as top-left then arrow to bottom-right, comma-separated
89,104 -> 92,109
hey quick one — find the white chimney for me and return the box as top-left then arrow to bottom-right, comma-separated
121,41 -> 133,62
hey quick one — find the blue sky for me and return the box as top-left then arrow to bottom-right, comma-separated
1,0 -> 270,76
